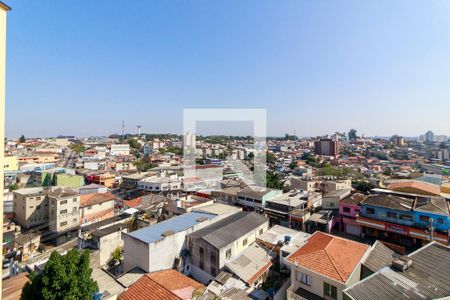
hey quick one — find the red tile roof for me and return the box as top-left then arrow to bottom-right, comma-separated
286,232 -> 369,283
123,197 -> 143,208
80,192 -> 115,207
118,270 -> 204,300
118,275 -> 181,300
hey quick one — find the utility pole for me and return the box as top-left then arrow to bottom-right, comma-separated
429,218 -> 434,242
121,120 -> 125,142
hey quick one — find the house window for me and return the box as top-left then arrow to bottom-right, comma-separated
60,221 -> 67,227
296,271 -> 311,286
199,247 -> 204,270
324,282 -> 337,300
60,209 -> 67,214
366,207 -> 375,214
61,200 -> 68,205
226,248 -> 232,260
436,218 -> 444,224
259,229 -> 263,235
419,215 -> 430,223
343,207 -> 351,213
243,238 -> 248,246
400,214 -> 413,221
210,251 -> 216,265
73,198 -> 77,202
387,212 -> 397,219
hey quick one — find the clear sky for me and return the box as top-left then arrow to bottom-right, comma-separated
5,0 -> 450,138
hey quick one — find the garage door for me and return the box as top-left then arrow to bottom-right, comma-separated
346,224 -> 361,236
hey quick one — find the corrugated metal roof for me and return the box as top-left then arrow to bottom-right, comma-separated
345,242 -> 450,300
188,212 -> 268,249
127,211 -> 217,244
362,240 -> 395,273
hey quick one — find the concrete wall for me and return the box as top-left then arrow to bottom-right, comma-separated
97,229 -> 127,267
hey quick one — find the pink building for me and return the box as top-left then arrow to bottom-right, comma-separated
339,193 -> 366,236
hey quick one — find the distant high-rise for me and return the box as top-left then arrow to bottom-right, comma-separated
183,133 -> 196,148
425,131 -> 434,143
314,138 -> 339,157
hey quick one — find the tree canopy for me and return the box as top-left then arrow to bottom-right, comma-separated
348,129 -> 358,140
21,249 -> 98,300
19,134 -> 26,143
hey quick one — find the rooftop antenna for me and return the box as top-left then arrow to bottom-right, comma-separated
137,125 -> 142,138
122,120 -> 125,142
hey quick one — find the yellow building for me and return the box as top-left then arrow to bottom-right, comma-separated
3,155 -> 18,170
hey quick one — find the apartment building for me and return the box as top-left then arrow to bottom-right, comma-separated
314,138 -> 339,157
80,192 -> 115,225
186,211 -> 269,284
13,187 -> 49,227
48,188 -> 80,233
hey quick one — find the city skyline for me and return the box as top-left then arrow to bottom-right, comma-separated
5,1 -> 450,137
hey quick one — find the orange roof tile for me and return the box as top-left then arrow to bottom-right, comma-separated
147,270 -> 204,295
388,181 -> 441,196
80,192 -> 115,207
118,275 -> 181,300
286,232 -> 368,283
123,197 -> 143,208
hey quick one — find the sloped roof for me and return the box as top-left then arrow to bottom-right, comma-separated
118,275 -> 181,300
414,197 -> 450,215
344,242 -> 450,300
127,211 -> 217,244
388,180 -> 441,196
362,241 -> 395,273
188,212 -> 268,249
340,193 -> 367,205
286,231 -> 369,283
147,269 -> 204,298
362,194 -> 414,211
225,243 -> 274,285
80,192 -> 115,207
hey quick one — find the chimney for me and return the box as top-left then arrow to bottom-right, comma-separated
392,255 -> 412,272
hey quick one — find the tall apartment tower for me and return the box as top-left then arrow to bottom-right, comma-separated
314,137 -> 339,158
183,133 -> 196,148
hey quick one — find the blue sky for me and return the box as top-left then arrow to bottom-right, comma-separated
5,0 -> 450,138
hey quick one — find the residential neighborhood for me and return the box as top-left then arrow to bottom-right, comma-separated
1,1 -> 450,299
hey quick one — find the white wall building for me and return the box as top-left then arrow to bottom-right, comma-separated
110,144 -> 130,156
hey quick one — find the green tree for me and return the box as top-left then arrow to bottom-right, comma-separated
127,138 -> 141,150
348,129 -> 358,140
288,160 -> 297,170
352,180 -> 375,193
19,134 -> 26,143
8,183 -> 19,190
266,171 -> 284,189
21,249 -> 98,300
266,152 -> 276,164
70,143 -> 85,154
